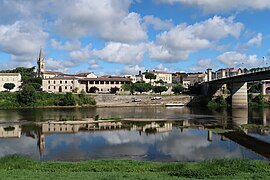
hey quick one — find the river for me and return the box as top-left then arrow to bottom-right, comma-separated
0,107 -> 269,161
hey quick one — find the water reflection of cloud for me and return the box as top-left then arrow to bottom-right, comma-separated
156,129 -> 244,161
0,136 -> 39,159
90,130 -> 169,145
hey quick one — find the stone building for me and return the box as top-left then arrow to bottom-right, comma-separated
182,73 -> 207,88
133,70 -> 172,85
0,73 -> 22,92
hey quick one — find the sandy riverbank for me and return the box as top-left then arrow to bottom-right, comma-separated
94,94 -> 193,107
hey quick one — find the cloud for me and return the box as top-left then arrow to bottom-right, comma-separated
0,61 -> 34,71
189,58 -> 213,72
69,44 -> 92,62
155,64 -> 170,72
143,15 -> 173,30
154,0 -> 270,12
188,16 -> 244,40
93,42 -> 146,64
148,16 -> 243,62
88,60 -> 101,70
247,33 -> 263,47
45,58 -> 76,72
217,51 -> 260,68
0,21 -> 48,56
51,39 -> 81,51
120,65 -> 145,75
54,0 -> 146,43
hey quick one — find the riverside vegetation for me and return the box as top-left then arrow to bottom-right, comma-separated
0,155 -> 269,179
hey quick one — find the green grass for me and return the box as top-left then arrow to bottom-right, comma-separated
241,124 -> 270,130
0,155 -> 269,179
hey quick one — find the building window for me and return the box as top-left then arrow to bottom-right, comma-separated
54,86 -> 56,89
116,81 -> 119,84
94,81 -> 99,84
71,81 -> 73,83
60,81 -> 62,84
70,87 -> 73,89
54,81 -> 56,84
48,81 -> 50,84
100,81 -> 104,84
89,81 -> 94,84
65,86 -> 67,89
106,81 -> 109,84
65,81 -> 67,84
48,86 -> 50,89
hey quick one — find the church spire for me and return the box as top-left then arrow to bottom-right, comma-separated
39,47 -> 43,60
37,47 -> 45,78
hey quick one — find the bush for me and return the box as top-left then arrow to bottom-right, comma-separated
17,84 -> 37,106
59,92 -> 76,106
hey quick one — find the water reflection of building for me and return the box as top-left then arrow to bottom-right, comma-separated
0,125 -> 21,138
41,121 -> 123,133
38,121 -> 123,156
130,122 -> 173,133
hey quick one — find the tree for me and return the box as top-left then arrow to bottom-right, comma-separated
172,84 -> 184,94
29,83 -> 41,91
59,92 -> 76,106
110,86 -> 120,94
17,84 -> 37,106
152,86 -> 167,94
121,83 -> 134,95
89,86 -> 99,93
3,83 -> 15,92
155,79 -> 165,85
145,72 -> 156,84
134,82 -> 152,94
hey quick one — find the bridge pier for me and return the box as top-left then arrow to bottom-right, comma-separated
231,82 -> 248,108
261,81 -> 266,95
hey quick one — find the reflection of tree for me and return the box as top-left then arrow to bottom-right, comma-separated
21,124 -> 41,139
145,128 -> 157,135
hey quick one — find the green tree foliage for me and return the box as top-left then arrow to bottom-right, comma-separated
17,84 -> 37,106
152,86 -> 167,94
145,72 -> 156,84
110,86 -> 120,94
29,83 -> 41,91
155,79 -> 165,84
3,83 -> 15,91
59,92 -> 76,106
78,90 -> 96,105
134,81 -> 152,94
89,86 -> 99,93
121,83 -> 134,94
248,84 -> 260,93
253,94 -> 266,105
172,84 -> 184,94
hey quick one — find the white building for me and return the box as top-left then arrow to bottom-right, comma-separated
0,73 -> 22,92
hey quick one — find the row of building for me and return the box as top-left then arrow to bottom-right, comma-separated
0,49 -> 243,93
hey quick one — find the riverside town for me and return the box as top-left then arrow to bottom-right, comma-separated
0,1 -> 269,179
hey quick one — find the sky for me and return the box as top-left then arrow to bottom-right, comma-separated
0,0 -> 270,75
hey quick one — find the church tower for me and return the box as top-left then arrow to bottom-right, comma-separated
37,48 -> 45,78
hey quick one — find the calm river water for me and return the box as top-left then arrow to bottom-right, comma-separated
0,107 -> 269,161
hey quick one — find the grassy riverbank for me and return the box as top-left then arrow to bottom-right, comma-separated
0,155 -> 269,179
0,91 -> 96,109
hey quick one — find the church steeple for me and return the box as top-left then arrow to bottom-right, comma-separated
37,47 -> 45,78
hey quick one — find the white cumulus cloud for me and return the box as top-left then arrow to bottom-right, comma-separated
217,51 -> 260,68
154,0 -> 270,12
